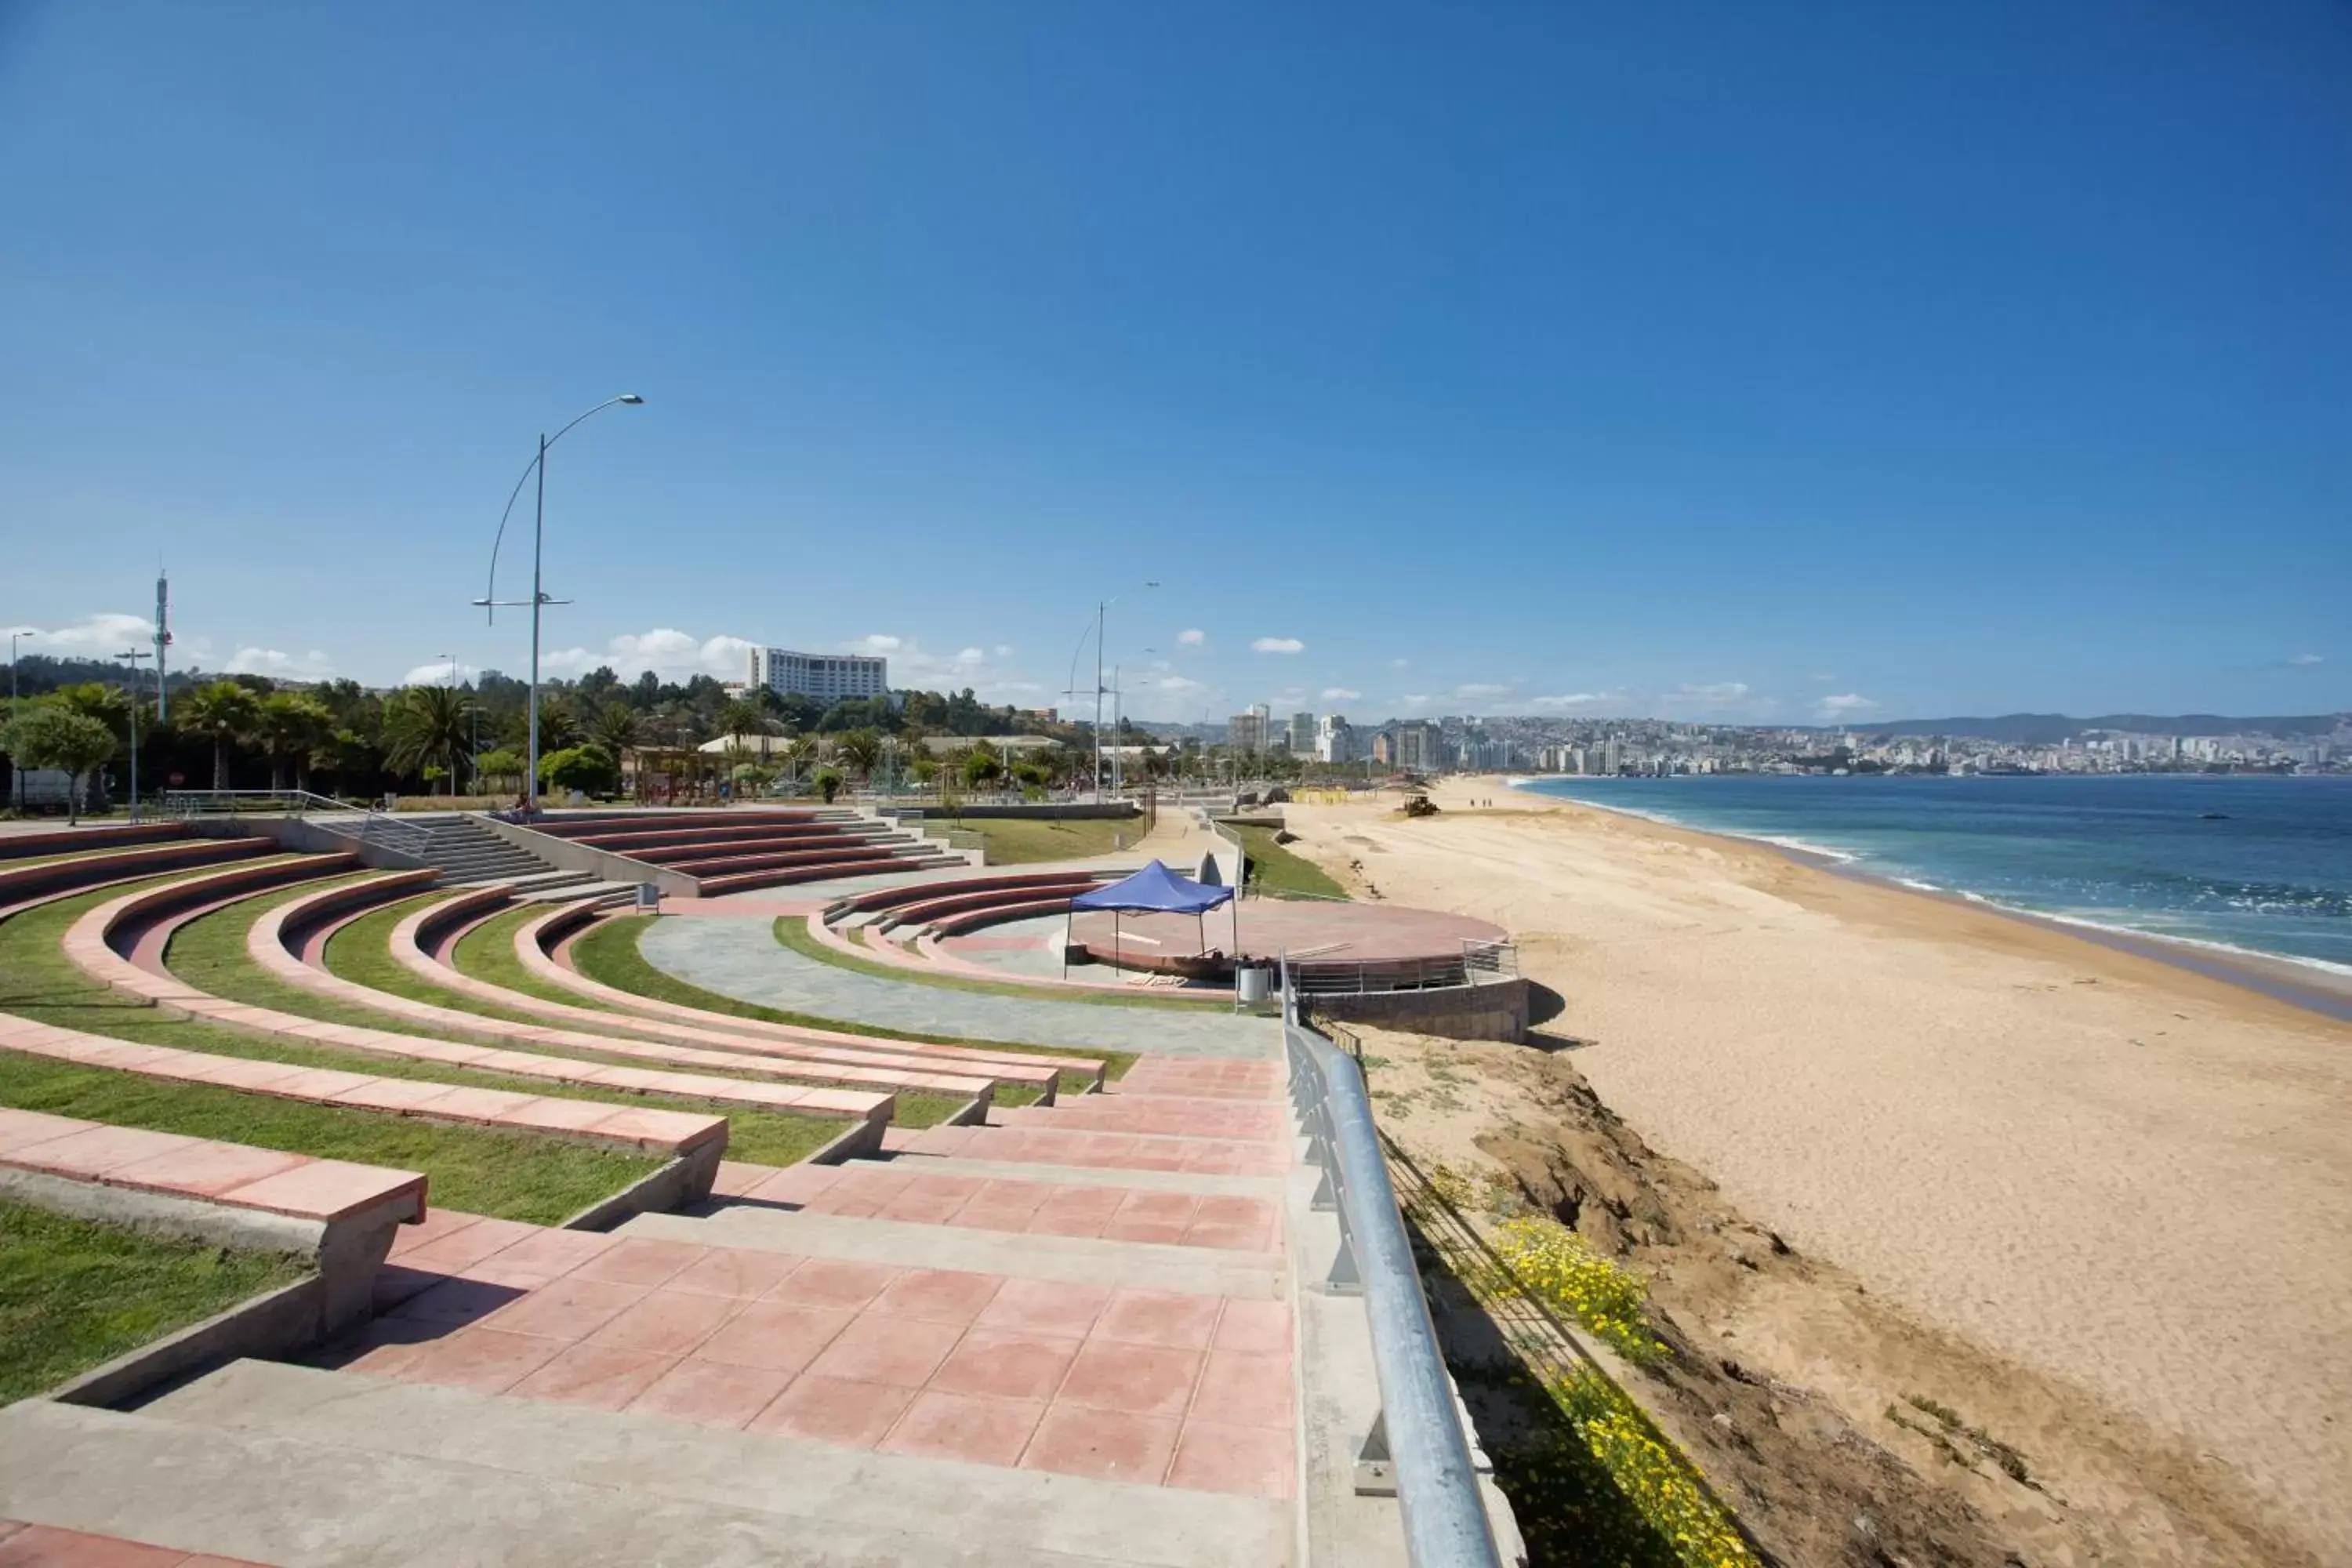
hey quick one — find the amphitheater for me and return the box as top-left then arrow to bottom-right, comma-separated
0,802 -> 1525,1566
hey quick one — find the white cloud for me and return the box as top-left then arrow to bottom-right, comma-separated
399,659 -> 477,687
1399,693 -> 1432,709
851,633 -> 903,653
955,646 -> 985,664
23,612 -> 153,653
1528,692 -> 1615,710
993,644 -> 1016,657
1816,692 -> 1879,720
1152,674 -> 1207,694
227,646 -> 336,680
1454,682 -> 1512,700
1389,658 -> 1410,670
1252,637 -> 1305,655
541,628 -> 755,683
1321,687 -> 1362,702
1177,629 -> 1205,646
2286,652 -> 2324,667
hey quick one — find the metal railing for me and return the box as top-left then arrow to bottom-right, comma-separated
160,789 -> 443,859
1284,968 -> 1504,1567
1288,938 -> 1519,998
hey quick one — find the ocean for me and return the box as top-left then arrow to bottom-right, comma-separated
1512,773 -> 2352,976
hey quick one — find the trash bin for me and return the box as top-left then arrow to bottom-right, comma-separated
635,883 -> 660,915
1235,965 -> 1269,1005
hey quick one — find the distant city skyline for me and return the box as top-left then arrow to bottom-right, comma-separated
4,4 -> 2346,722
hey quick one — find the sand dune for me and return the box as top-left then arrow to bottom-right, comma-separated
1286,781 -> 2352,1562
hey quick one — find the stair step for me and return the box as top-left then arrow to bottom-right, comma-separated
1,1363 -> 1284,1566
853,1154 -> 1286,1200
614,1205 -> 1283,1300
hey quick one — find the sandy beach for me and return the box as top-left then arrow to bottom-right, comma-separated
1285,780 -> 2352,1563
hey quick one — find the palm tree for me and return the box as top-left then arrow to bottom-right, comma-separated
382,684 -> 477,793
715,696 -> 767,744
255,691 -> 335,793
590,702 -> 640,792
179,681 -> 263,791
835,728 -> 883,780
535,695 -> 583,751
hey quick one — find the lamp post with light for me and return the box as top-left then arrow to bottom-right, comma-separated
476,394 -> 645,812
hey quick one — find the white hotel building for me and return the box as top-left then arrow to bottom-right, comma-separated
746,647 -> 890,706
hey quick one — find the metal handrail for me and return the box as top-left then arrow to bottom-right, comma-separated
160,789 -> 441,859
1284,967 -> 1504,1567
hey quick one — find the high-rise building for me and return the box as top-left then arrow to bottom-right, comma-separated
1316,714 -> 1355,764
747,647 -> 890,705
1287,712 -> 1316,755
1602,736 -> 1622,775
1371,730 -> 1396,766
1396,720 -> 1443,772
1228,706 -> 1271,755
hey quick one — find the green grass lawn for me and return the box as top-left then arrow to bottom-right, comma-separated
574,916 -> 1134,1085
0,877 -> 815,1190
920,815 -> 1146,865
773,913 -> 1229,1014
1232,824 -> 1349,899
0,1200 -> 314,1404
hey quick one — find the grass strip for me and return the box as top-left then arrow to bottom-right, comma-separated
773,914 -> 1225,1014
1232,823 -> 1350,900
913,815 -> 1143,865
0,1199 -> 314,1404
575,916 -> 1135,1085
0,878 -> 825,1181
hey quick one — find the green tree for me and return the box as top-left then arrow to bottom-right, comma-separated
811,764 -> 844,804
474,748 -> 525,791
178,680 -> 263,791
539,742 -> 618,797
4,706 -> 118,824
255,691 -> 335,793
49,682 -> 131,741
836,728 -> 882,779
382,684 -> 477,793
961,742 -> 1002,790
715,696 -> 767,743
535,695 -> 583,751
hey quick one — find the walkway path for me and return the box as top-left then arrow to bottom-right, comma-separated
640,916 -> 1278,1061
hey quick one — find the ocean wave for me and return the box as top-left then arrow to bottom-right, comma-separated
2013,906 -> 2352,979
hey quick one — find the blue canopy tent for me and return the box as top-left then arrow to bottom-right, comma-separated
1064,859 -> 1237,978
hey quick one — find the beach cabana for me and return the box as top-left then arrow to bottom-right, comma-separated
1064,858 -> 1237,977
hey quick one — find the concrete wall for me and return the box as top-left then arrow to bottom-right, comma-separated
1307,978 -> 1527,1043
187,815 -> 428,873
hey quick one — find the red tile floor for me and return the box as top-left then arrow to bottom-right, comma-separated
332,1055 -> 1301,1500
336,1220 -> 1294,1498
0,1520 -> 267,1566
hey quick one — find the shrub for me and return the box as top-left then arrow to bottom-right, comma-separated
811,765 -> 844,804
538,742 -> 617,796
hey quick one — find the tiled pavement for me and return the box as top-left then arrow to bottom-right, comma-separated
324,1053 -> 1301,1503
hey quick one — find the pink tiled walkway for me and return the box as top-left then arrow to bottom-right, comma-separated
338,1214 -> 1294,1499
728,1162 -> 1282,1253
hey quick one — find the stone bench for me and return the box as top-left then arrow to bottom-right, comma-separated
0,1105 -> 423,1337
0,1013 -> 728,1167
833,869 -> 1113,920
0,837 -> 272,912
0,822 -> 191,861
515,902 -> 1109,1090
245,877 -> 1007,1110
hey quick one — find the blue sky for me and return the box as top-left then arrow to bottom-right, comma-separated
3,1 -> 2347,726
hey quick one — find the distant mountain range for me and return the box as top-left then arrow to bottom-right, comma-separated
1849,713 -> 2348,744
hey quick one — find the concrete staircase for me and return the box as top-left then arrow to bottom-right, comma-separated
0,1359 -> 1284,1566
410,817 -> 633,903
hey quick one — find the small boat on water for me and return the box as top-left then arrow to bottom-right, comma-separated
2199,812 -> 2229,820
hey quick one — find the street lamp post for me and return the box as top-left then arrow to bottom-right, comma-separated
477,394 -> 645,813
1089,581 -> 1157,801
116,647 -> 151,823
9,630 -> 32,812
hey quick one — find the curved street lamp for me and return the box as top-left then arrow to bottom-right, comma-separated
474,394 -> 645,810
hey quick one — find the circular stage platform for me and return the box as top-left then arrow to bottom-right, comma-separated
1064,900 -> 1508,981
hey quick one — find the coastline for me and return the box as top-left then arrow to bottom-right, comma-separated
1509,775 -> 2352,1024
1283,780 -> 2352,1561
